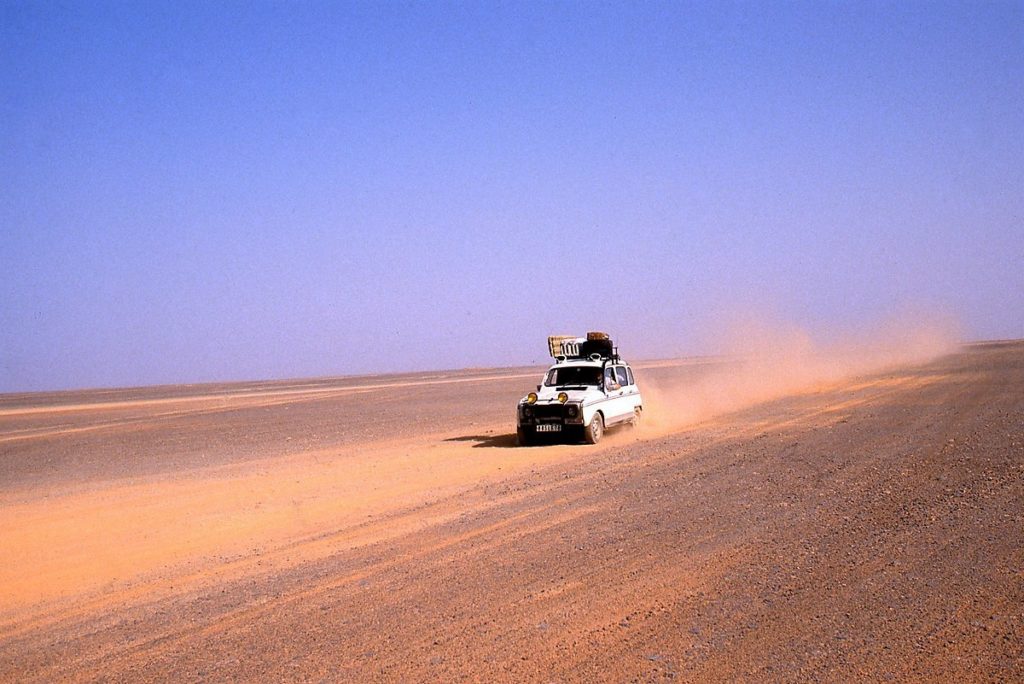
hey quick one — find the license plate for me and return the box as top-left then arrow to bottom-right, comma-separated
535,424 -> 562,432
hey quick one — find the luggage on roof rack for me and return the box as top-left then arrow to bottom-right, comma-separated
547,332 -> 616,360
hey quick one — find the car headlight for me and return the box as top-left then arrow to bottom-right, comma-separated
566,404 -> 579,418
526,392 -> 538,404
558,392 -> 568,403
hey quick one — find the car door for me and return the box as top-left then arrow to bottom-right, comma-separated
618,365 -> 642,417
603,365 -> 631,424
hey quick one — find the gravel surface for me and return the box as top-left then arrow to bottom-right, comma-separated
1,343 -> 1021,682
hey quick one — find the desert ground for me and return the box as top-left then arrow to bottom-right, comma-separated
1,341 -> 1022,682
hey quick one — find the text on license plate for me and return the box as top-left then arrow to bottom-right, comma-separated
535,424 -> 562,432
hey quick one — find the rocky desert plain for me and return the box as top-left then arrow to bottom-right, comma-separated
1,340 -> 1022,682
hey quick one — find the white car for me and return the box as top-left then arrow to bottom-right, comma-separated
517,332 -> 643,445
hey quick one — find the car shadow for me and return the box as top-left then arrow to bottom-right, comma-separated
444,433 -> 519,449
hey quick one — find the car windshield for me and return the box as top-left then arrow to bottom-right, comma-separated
545,366 -> 602,387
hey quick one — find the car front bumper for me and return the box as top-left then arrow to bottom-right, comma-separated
517,401 -> 585,428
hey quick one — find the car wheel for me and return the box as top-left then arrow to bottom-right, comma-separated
517,427 -> 533,447
629,407 -> 642,428
585,413 -> 604,444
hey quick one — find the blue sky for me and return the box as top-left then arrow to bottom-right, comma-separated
2,1 -> 1022,391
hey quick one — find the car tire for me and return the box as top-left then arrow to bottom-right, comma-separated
629,407 -> 642,428
517,427 -> 533,447
585,413 -> 604,444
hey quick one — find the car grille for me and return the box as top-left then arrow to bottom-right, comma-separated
533,404 -> 567,420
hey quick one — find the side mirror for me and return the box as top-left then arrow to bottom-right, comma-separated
536,385 -> 541,391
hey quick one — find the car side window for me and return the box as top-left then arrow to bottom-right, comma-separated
625,367 -> 634,386
615,366 -> 629,387
604,367 -> 618,389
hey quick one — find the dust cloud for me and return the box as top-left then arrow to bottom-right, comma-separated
637,313 -> 960,435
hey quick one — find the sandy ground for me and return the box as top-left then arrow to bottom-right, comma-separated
0,343 -> 1022,681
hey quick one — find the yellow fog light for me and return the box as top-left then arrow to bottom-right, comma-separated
527,392 -> 538,404
558,392 -> 568,403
